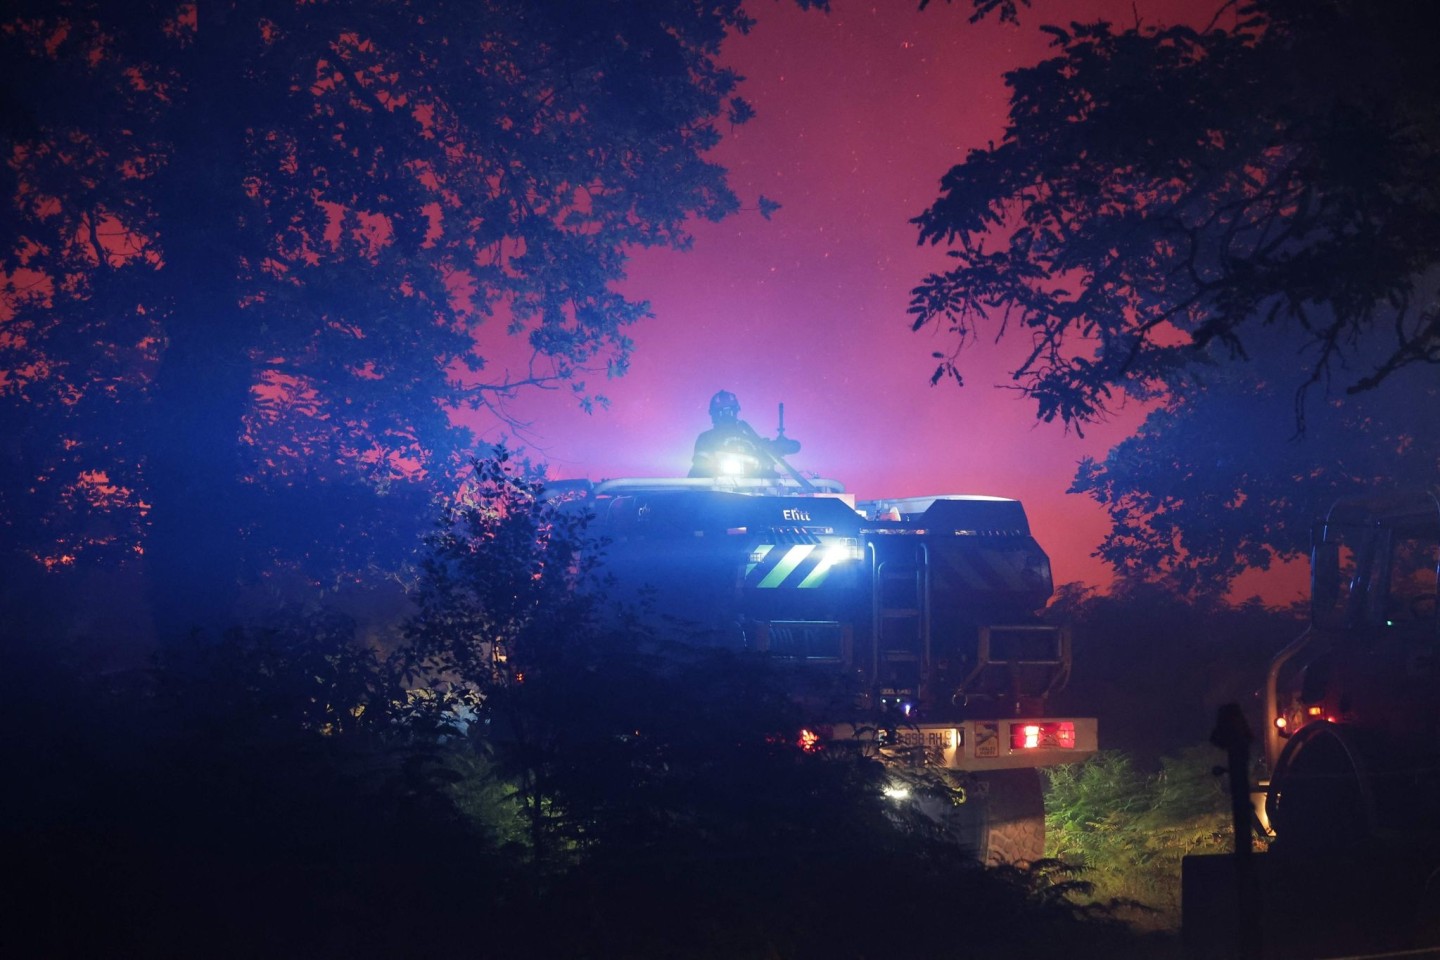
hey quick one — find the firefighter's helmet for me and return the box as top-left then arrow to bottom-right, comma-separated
708,390 -> 740,423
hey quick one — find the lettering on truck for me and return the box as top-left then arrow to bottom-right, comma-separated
782,508 -> 811,522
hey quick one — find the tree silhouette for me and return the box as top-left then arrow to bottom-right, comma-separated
911,0 -> 1440,429
402,451 -> 889,866
1069,338 -> 1439,596
400,452 -> 1146,960
1,0 -> 766,639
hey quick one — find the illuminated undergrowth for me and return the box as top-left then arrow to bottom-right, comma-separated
1044,747 -> 1262,931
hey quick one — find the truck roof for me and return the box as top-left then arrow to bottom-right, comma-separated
1326,487 -> 1440,531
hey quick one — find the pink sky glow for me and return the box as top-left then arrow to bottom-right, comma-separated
464,0 -> 1304,600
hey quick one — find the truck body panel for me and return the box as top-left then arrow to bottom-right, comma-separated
562,476 -> 1095,772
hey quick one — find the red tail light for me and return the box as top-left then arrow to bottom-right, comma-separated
1009,721 -> 1076,750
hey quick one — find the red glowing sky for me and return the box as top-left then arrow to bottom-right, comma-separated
468,0 -> 1279,596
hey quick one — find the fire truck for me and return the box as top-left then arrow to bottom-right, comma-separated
1184,487 -> 1440,958
552,410 -> 1096,864
1263,487 -> 1440,853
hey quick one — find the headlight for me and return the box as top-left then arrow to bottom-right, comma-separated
823,539 -> 863,564
882,782 -> 912,802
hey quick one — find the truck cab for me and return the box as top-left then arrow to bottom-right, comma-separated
1265,488 -> 1440,849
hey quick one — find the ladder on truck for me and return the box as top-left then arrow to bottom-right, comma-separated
870,541 -> 930,708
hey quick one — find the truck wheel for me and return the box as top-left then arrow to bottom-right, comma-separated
1266,722 -> 1373,853
961,771 -> 1042,869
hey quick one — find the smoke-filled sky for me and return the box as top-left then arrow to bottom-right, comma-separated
468,0 -> 1268,595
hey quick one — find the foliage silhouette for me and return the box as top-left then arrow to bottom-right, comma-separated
403,449 -> 904,865
400,450 -> 1150,958
1047,580 -> 1300,767
2,607 -> 501,959
1,451 -> 1204,958
0,0 -> 774,640
1068,337 -> 1439,595
912,0 -> 1440,429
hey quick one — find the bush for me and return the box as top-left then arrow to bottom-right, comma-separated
1044,747 -> 1241,930
3,609 -> 498,959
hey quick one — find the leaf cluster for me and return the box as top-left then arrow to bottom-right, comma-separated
912,0 -> 1440,428
404,446 -> 599,690
1069,337 -> 1439,596
0,0 -> 771,629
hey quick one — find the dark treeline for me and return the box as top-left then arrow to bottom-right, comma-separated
0,645 -> 1140,959
4,454 -> 1172,960
1,579 -> 1286,957
1050,583 -> 1303,769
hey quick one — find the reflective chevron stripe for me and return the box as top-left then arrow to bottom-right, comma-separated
746,543 -> 835,589
796,553 -> 839,588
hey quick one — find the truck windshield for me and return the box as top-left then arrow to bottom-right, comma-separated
1314,519 -> 1439,632
1367,526 -> 1439,628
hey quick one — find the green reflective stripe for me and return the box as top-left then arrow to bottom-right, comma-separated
796,555 -> 837,588
757,545 -> 813,588
746,544 -> 774,579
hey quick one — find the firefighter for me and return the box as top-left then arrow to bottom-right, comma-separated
689,390 -> 799,478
